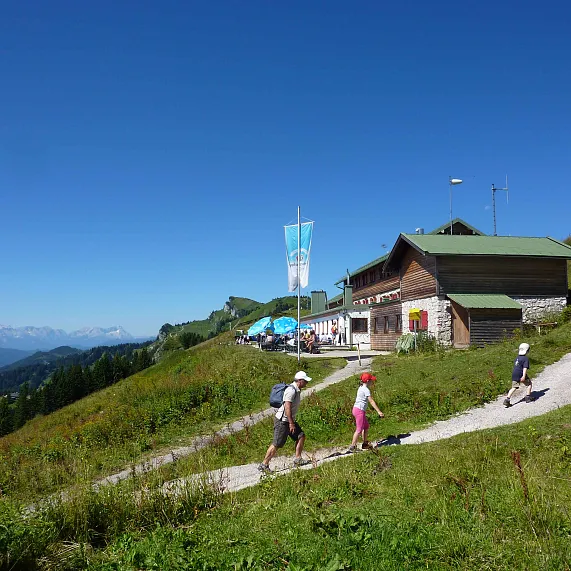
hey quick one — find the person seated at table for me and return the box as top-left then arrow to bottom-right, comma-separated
306,330 -> 317,353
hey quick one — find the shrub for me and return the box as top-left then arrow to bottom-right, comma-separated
395,332 -> 437,354
560,306 -> 571,324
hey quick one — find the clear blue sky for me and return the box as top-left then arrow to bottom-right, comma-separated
2,1 -> 570,336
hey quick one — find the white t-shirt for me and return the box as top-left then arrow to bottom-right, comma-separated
275,383 -> 301,421
354,384 -> 371,411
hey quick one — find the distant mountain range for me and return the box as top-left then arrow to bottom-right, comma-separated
0,325 -> 153,351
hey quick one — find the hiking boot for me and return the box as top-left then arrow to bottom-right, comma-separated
361,441 -> 373,450
503,398 -> 511,408
524,395 -> 534,403
347,445 -> 357,454
258,463 -> 272,474
293,457 -> 311,467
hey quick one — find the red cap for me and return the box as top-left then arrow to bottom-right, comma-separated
360,372 -> 377,382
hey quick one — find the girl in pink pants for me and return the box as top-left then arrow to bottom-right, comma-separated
349,372 -> 384,452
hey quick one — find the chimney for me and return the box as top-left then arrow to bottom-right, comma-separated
415,227 -> 424,235
310,290 -> 327,314
343,284 -> 353,307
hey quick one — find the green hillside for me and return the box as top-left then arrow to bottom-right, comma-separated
2,317 -> 571,569
151,295 -> 311,357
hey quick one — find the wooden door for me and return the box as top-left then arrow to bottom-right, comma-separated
451,302 -> 470,347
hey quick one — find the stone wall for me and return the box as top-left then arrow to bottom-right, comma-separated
512,296 -> 567,323
401,296 -> 452,345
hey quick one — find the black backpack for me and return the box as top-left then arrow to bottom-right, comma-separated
269,382 -> 290,408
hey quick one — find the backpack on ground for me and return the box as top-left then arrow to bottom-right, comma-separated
269,382 -> 290,408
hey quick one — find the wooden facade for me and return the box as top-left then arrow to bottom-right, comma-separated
370,301 -> 403,351
468,308 -> 522,347
450,303 -> 522,347
400,248 -> 437,302
353,275 -> 400,301
437,257 -> 568,297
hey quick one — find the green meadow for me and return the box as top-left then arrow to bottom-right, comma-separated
1,321 -> 571,570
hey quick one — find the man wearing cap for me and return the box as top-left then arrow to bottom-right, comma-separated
504,342 -> 533,407
258,371 -> 312,472
348,372 -> 384,452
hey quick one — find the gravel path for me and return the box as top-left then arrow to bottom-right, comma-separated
161,351 -> 571,497
95,354 -> 378,488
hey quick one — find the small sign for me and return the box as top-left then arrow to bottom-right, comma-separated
408,308 -> 421,321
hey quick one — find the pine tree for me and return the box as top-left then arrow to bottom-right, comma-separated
68,364 -> 85,402
93,353 -> 113,389
13,382 -> 30,430
0,396 -> 13,436
139,347 -> 153,370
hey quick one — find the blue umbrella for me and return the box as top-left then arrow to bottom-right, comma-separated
299,323 -> 312,330
247,316 -> 273,336
272,316 -> 298,335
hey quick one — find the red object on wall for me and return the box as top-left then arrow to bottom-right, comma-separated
409,310 -> 428,331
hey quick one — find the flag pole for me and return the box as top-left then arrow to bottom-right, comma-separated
297,205 -> 301,363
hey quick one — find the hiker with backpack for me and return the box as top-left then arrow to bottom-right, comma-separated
258,371 -> 312,473
348,372 -> 384,452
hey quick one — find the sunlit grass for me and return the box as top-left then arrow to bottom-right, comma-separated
1,322 -> 571,569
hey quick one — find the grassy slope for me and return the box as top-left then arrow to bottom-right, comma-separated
156,295 -> 307,343
145,323 -> 571,484
2,323 -> 571,569
91,407 -> 571,571
0,333 -> 345,502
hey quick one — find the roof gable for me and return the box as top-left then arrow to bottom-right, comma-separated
335,254 -> 389,285
429,218 -> 486,236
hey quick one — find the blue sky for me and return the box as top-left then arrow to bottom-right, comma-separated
2,1 -> 570,336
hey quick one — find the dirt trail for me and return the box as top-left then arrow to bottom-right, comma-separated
160,352 -> 571,497
95,355 -> 376,488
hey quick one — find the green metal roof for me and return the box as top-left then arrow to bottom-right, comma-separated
401,234 -> 571,258
428,218 -> 486,236
327,292 -> 343,304
335,254 -> 389,285
447,294 -> 523,310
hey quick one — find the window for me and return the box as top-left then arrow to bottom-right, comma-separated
396,314 -> 402,333
352,318 -> 368,333
374,317 -> 382,333
384,316 -> 390,334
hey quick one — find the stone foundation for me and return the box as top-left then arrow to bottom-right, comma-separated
401,297 -> 452,346
511,296 -> 567,323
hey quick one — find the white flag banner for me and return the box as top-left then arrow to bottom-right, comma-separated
284,222 -> 313,292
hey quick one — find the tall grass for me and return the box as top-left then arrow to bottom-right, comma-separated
148,322 -> 571,483
0,342 -> 344,502
6,405 -> 570,570
1,323 -> 571,569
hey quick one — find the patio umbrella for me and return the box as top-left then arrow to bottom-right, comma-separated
247,316 -> 273,336
272,316 -> 298,335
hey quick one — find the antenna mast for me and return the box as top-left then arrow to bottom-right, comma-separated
491,175 -> 509,236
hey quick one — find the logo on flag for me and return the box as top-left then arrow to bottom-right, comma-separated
284,222 -> 313,291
